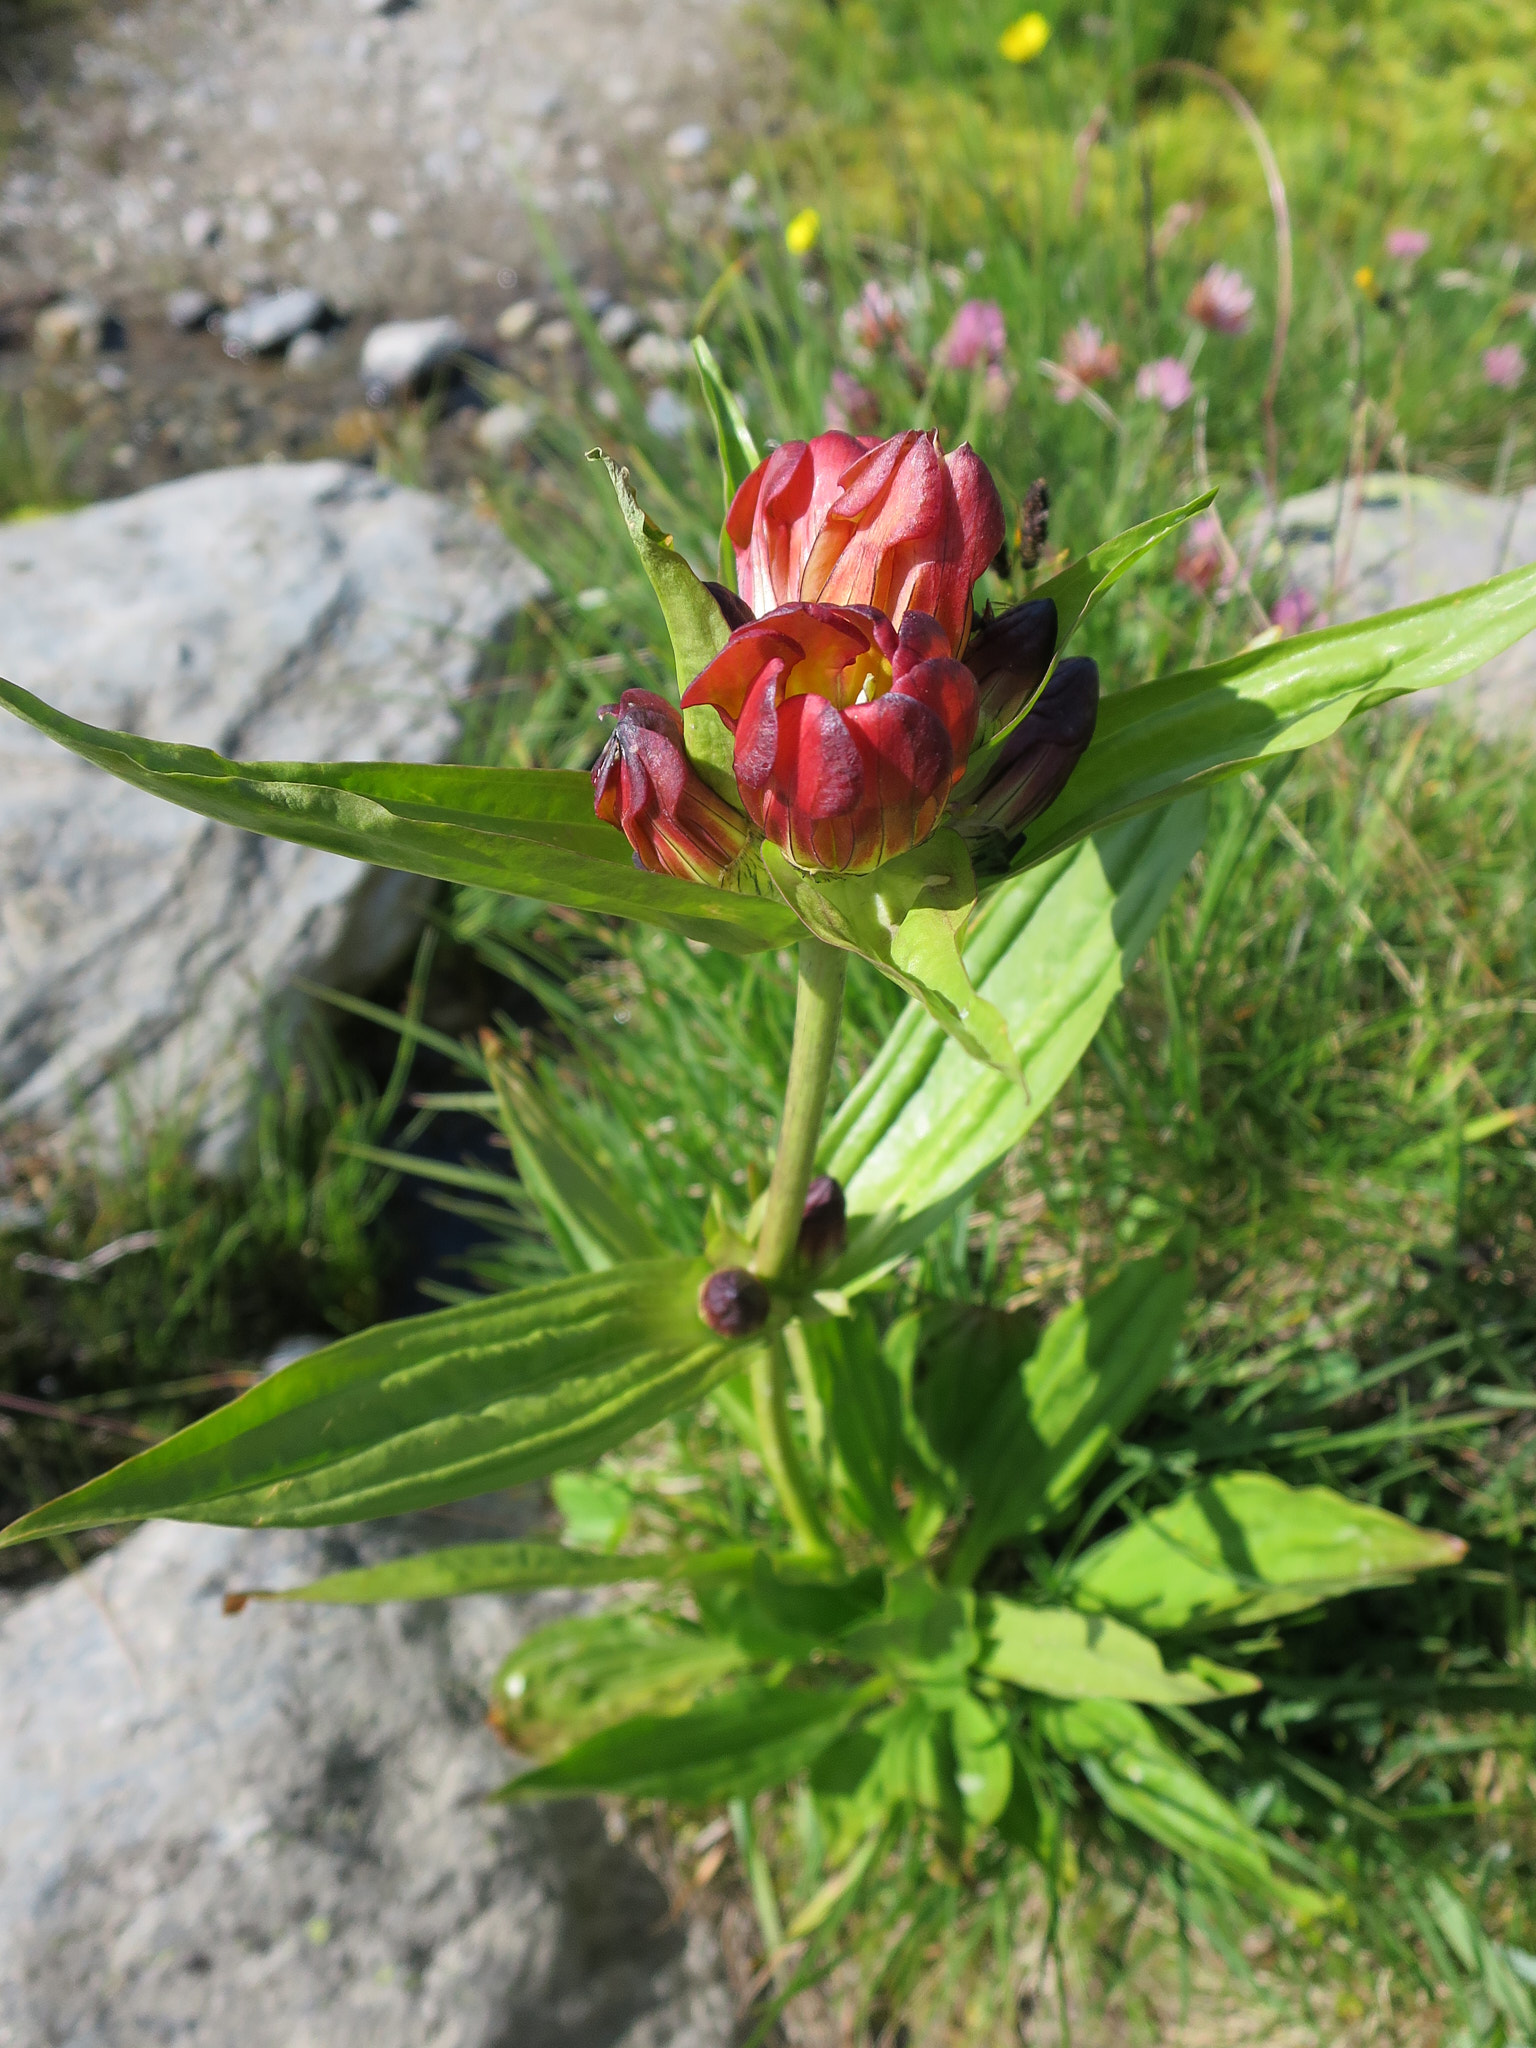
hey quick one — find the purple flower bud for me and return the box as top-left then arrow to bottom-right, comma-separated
704,579 -> 755,632
797,1174 -> 847,1267
967,656 -> 1099,837
698,1266 -> 771,1337
963,598 -> 1058,731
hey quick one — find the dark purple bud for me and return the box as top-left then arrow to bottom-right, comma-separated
797,1174 -> 847,1267
968,656 -> 1099,836
964,598 -> 1058,730
699,1266 -> 771,1337
704,579 -> 756,633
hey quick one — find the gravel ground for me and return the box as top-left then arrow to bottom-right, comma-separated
0,0 -> 767,495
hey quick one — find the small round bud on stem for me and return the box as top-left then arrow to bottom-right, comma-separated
699,1266 -> 771,1337
796,1174 -> 847,1267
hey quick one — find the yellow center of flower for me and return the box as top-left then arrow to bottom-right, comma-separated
783,645 -> 893,708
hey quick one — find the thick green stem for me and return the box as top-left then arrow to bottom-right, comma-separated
749,934 -> 847,1560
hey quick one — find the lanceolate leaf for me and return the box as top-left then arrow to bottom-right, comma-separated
483,1036 -> 669,1271
1039,1698 -> 1333,1917
1065,1472 -> 1468,1632
693,335 -> 761,508
0,1259 -> 737,1546
498,1680 -> 863,1804
826,800 -> 1205,1269
977,1597 -> 1258,1705
230,1540 -> 757,1607
949,1238 -> 1195,1584
592,451 -> 731,695
491,1609 -> 750,1758
1017,557 -> 1536,870
0,678 -> 798,955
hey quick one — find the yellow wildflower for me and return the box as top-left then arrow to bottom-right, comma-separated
999,11 -> 1051,62
785,207 -> 821,257
1354,265 -> 1376,294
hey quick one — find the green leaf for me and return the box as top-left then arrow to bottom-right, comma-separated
0,1258 -> 739,1546
1039,1698 -> 1332,1916
227,1539 -> 757,1607
763,830 -> 1018,1075
977,1597 -> 1258,1705
0,678 -> 797,955
896,1303 -> 1041,1494
692,335 -> 760,508
551,1468 -> 633,1549
499,1678 -> 862,1804
1018,557 -> 1536,870
949,1237 -> 1195,1584
1065,1472 -> 1468,1633
842,1567 -> 979,1696
705,1553 -> 887,1661
825,800 -> 1205,1269
591,450 -> 731,695
956,493 -> 1214,796
951,1691 -> 1014,1829
809,1312 -> 915,1555
491,1608 -> 749,1757
483,1038 -> 668,1271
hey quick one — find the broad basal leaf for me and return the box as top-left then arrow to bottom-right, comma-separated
1040,1698 -> 1333,1917
1065,1472 -> 1468,1632
491,1608 -> 748,1758
763,831 -> 1017,1076
0,678 -> 797,954
1018,556 -> 1536,870
499,1678 -> 862,1804
826,799 -> 1205,1271
977,1597 -> 1258,1705
842,1567 -> 979,1696
592,450 -> 731,695
230,1540 -> 757,1608
951,1691 -> 1014,1829
0,1258 -> 737,1545
949,1237 -> 1195,1584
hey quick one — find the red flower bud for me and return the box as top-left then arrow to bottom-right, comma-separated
699,1266 -> 771,1337
797,1174 -> 847,1266
683,603 -> 978,874
967,656 -> 1099,838
592,688 -> 753,884
964,598 -> 1058,731
727,430 -> 1004,656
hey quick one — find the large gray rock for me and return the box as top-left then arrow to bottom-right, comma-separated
0,1512 -> 732,2048
1257,473 -> 1536,737
0,461 -> 544,1162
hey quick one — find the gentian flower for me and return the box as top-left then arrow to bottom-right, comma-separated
964,596 -> 1058,732
1135,357 -> 1193,410
938,299 -> 1007,372
592,689 -> 753,883
965,656 -> 1100,837
726,428 -> 1004,657
1185,263 -> 1255,335
683,604 -> 977,873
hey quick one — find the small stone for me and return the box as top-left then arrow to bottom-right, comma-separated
591,385 -> 622,422
239,203 -> 276,246
181,205 -> 220,249
165,287 -> 217,331
647,297 -> 688,338
494,299 -> 540,343
627,330 -> 692,380
368,208 -> 403,242
596,302 -> 641,348
285,330 -> 332,375
360,315 -> 466,394
472,400 -> 539,459
665,123 -> 711,161
331,406 -> 381,455
96,363 -> 129,393
533,318 -> 577,354
222,287 -> 327,356
33,296 -> 104,363
645,386 -> 694,440
356,0 -> 413,12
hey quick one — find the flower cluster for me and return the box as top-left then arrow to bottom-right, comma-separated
591,431 -> 1100,883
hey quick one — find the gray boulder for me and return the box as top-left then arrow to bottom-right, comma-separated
0,460 -> 544,1163
0,1511 -> 732,2047
1256,473 -> 1536,737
